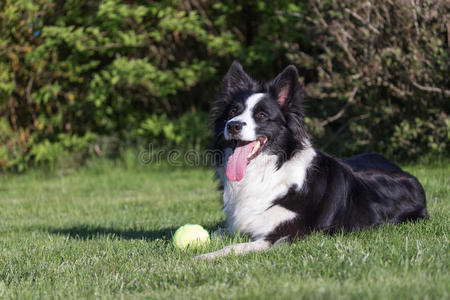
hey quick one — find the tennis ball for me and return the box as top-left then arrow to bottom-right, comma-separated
172,224 -> 210,249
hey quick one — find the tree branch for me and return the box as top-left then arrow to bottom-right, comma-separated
320,86 -> 359,126
410,79 -> 450,96
26,75 -> 37,123
344,8 -> 380,35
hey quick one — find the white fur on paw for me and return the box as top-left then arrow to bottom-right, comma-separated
194,240 -> 270,260
194,252 -> 220,260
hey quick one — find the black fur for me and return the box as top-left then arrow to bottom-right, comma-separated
266,151 -> 428,243
212,61 -> 428,244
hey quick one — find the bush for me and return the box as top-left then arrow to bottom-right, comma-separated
0,0 -> 448,171
0,0 -> 234,171
281,0 -> 449,158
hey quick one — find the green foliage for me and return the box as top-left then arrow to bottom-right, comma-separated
137,111 -> 211,150
391,116 -> 450,158
0,119 -> 33,171
0,0 -> 448,171
29,133 -> 97,169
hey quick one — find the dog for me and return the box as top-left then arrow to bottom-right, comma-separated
195,61 -> 428,259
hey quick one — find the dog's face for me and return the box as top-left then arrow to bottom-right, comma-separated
212,61 -> 307,181
223,92 -> 284,156
224,92 -> 281,140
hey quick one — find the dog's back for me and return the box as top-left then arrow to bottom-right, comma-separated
341,153 -> 428,225
343,153 -> 402,172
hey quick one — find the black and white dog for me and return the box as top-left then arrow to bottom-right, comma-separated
196,61 -> 428,259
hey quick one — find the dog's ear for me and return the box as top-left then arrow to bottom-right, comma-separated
267,65 -> 307,144
267,65 -> 301,107
222,61 -> 257,96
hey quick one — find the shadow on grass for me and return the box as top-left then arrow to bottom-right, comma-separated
47,222 -> 225,241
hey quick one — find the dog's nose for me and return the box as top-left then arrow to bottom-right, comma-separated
227,121 -> 245,134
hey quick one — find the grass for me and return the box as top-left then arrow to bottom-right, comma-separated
0,160 -> 448,299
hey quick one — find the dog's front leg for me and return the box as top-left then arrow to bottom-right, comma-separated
194,239 -> 270,260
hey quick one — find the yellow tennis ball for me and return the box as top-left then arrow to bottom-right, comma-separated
172,224 -> 210,249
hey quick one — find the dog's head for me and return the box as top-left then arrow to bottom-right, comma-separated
212,61 -> 308,181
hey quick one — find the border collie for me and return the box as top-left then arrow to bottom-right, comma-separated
196,61 -> 428,259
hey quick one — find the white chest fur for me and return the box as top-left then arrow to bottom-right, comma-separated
218,147 -> 316,240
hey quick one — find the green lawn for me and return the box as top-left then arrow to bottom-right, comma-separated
0,161 -> 448,299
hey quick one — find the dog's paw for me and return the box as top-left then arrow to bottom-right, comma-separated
193,246 -> 233,260
194,252 -> 220,260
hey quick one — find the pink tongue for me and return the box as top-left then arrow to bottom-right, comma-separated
226,141 -> 259,181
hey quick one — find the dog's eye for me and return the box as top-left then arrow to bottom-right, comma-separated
229,108 -> 238,118
256,111 -> 268,120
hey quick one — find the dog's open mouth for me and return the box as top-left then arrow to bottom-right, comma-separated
226,136 -> 267,182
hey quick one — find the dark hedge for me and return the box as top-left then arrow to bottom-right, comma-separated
1,0 -> 448,171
